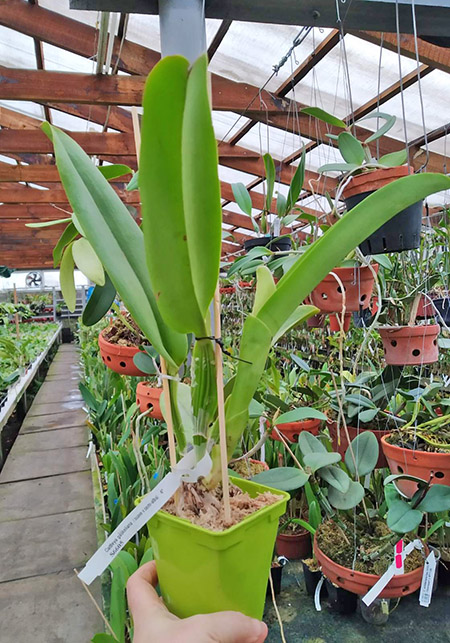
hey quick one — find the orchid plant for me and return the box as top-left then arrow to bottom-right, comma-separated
39,52 -> 450,488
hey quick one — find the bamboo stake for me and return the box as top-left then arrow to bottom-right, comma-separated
130,104 -> 177,470
213,286 -> 231,523
13,284 -> 20,339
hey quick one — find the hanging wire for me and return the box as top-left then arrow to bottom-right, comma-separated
410,0 -> 430,172
219,26 -> 313,144
394,0 -> 411,167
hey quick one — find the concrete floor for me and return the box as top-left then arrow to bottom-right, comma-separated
0,344 -> 103,643
265,560 -> 450,642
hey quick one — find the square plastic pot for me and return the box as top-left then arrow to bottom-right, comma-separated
148,477 -> 289,619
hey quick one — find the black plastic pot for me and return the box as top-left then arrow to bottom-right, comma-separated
244,236 -> 292,253
431,298 -> 450,326
439,558 -> 450,586
324,579 -> 357,614
345,191 -> 422,255
352,307 -> 374,328
302,560 -> 327,597
266,564 -> 283,597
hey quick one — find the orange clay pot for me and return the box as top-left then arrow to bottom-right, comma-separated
342,165 -> 412,200
308,265 -> 378,314
381,435 -> 450,497
379,324 -> 439,366
249,459 -> 269,471
276,530 -> 312,560
98,329 -> 145,376
136,382 -> 163,420
314,535 -> 425,597
329,313 -> 352,333
328,421 -> 388,469
271,418 -> 321,444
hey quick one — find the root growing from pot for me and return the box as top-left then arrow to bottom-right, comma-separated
163,481 -> 282,531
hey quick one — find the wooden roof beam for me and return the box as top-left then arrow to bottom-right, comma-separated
353,31 -> 450,75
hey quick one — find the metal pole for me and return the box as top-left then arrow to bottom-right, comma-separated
158,0 -> 206,62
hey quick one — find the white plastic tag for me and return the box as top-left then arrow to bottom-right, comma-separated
362,539 -> 423,606
419,551 -> 437,608
78,450 -> 212,585
314,574 -> 325,611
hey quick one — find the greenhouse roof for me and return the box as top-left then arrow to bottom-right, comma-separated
0,0 -> 449,269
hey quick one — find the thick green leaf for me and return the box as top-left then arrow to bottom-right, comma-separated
318,465 -> 350,493
251,466 -> 309,491
416,484 -> 450,513
26,217 -> 72,228
133,350 -> 157,375
98,164 -> 132,180
286,148 -> 305,213
358,408 -> 379,423
338,132 -> 365,165
263,153 -> 276,213
126,171 -> 139,191
328,480 -> 365,509
387,499 -> 422,533
365,115 -> 396,143
140,55 -> 205,335
300,107 -> 347,129
276,192 -> 287,218
82,272 -> 116,326
384,482 -> 399,508
53,222 -> 78,267
110,565 -> 126,642
60,242 -> 76,312
378,150 -> 408,167
275,407 -> 328,425
78,381 -> 98,411
318,162 -> 359,174
91,634 -> 117,643
345,430 -> 379,476
290,518 -> 316,536
72,237 -> 105,286
42,122 -> 187,368
298,430 -> 327,455
182,53 -> 222,315
308,498 -> 321,530
232,182 -> 253,215
271,304 -> 319,345
253,265 -> 276,315
303,451 -> 341,473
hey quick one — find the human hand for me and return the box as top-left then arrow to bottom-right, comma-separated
127,561 -> 268,643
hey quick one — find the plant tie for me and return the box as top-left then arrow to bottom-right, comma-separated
195,336 -> 253,365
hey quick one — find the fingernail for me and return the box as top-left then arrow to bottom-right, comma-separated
249,620 -> 268,642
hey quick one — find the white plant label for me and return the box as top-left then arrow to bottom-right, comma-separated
362,539 -> 423,606
419,551 -> 437,608
78,450 -> 212,585
314,574 -> 325,612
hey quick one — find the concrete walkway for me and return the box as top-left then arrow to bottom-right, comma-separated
0,344 -> 103,643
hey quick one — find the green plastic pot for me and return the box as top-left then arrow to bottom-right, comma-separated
148,477 -> 289,619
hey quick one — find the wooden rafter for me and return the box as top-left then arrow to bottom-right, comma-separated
2,2 -> 443,175
355,31 -> 450,75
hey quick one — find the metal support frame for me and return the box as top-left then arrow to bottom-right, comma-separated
158,0 -> 206,62
71,0 -> 450,36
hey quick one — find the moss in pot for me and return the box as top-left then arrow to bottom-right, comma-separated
45,47 -> 450,619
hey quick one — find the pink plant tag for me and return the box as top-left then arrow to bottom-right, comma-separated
394,540 -> 404,575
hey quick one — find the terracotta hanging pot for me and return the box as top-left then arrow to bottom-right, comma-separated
417,296 -> 450,326
343,166 -> 423,255
309,264 -> 378,314
314,535 -> 425,598
328,421 -> 388,469
98,329 -> 145,376
136,382 -> 164,420
381,435 -> 450,497
329,313 -> 352,333
379,324 -> 440,366
271,418 -> 321,444
276,529 -> 311,560
307,314 -> 325,328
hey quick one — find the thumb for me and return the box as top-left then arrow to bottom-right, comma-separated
190,611 -> 268,643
